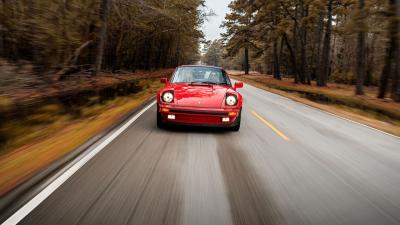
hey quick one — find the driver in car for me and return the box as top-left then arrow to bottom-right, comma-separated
209,72 -> 222,84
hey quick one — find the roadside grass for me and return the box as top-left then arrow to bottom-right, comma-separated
0,79 -> 163,195
230,72 -> 400,136
0,96 -> 12,109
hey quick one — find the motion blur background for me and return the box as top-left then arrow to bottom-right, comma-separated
0,0 -> 399,196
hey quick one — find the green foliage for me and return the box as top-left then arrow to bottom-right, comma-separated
222,0 -> 255,57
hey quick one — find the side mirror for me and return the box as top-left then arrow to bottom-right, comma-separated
234,82 -> 243,89
160,78 -> 168,84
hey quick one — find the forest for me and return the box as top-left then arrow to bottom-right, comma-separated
203,0 -> 400,102
0,0 -> 211,193
0,0 -> 208,169
0,0 -> 205,78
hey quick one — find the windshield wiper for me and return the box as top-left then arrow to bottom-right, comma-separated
190,81 -> 225,85
190,82 -> 212,86
203,81 -> 220,85
205,82 -> 228,86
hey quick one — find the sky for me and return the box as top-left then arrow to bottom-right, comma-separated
202,0 -> 231,41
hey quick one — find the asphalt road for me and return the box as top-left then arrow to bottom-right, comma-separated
8,81 -> 400,225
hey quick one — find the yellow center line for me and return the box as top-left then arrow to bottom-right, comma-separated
251,110 -> 290,141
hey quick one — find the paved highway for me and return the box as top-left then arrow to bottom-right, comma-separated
4,81 -> 400,225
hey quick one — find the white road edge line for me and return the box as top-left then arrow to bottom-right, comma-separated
232,78 -> 400,140
309,107 -> 400,139
2,101 -> 156,225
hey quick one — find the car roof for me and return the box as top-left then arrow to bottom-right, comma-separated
178,65 -> 224,70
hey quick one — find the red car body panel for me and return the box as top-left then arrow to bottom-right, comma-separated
157,66 -> 243,127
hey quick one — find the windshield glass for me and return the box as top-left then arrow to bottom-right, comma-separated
171,67 -> 231,86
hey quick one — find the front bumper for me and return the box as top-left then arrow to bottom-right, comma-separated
158,105 -> 240,126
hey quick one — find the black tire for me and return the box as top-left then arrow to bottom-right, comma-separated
230,110 -> 241,132
157,105 -> 165,129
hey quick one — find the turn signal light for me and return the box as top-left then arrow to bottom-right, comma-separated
160,108 -> 170,113
228,112 -> 237,117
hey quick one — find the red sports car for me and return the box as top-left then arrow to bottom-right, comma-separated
157,65 -> 243,131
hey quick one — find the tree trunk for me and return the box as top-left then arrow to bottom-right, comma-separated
301,22 -> 310,84
0,0 -> 4,56
283,33 -> 300,82
391,0 -> 400,101
365,34 -> 376,86
300,28 -> 310,84
155,36 -> 163,69
378,0 -> 398,99
144,38 -> 152,70
273,40 -> 281,79
244,46 -> 249,75
112,26 -> 125,73
317,0 -> 333,87
162,36 -> 170,68
59,0 -> 70,63
378,38 -> 396,99
56,40 -> 93,80
92,0 -> 111,75
292,5 -> 302,83
356,0 -> 366,95
312,11 -> 324,81
272,12 -> 281,79
174,34 -> 181,67
300,1 -> 310,84
263,47 -> 270,74
0,0 -> 7,57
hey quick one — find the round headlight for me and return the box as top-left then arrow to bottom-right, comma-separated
226,95 -> 237,106
162,92 -> 174,103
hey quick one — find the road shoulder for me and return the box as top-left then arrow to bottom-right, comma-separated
0,92 -> 159,223
230,74 -> 400,138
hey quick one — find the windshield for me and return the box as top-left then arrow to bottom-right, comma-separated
171,67 -> 231,86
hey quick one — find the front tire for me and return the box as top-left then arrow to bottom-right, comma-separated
230,110 -> 241,132
157,105 -> 165,129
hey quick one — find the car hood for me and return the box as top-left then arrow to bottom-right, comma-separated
172,84 -> 229,108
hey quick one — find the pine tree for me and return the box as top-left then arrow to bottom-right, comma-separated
378,0 -> 399,99
356,0 -> 367,95
317,0 -> 333,87
222,0 -> 255,75
93,0 -> 111,75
